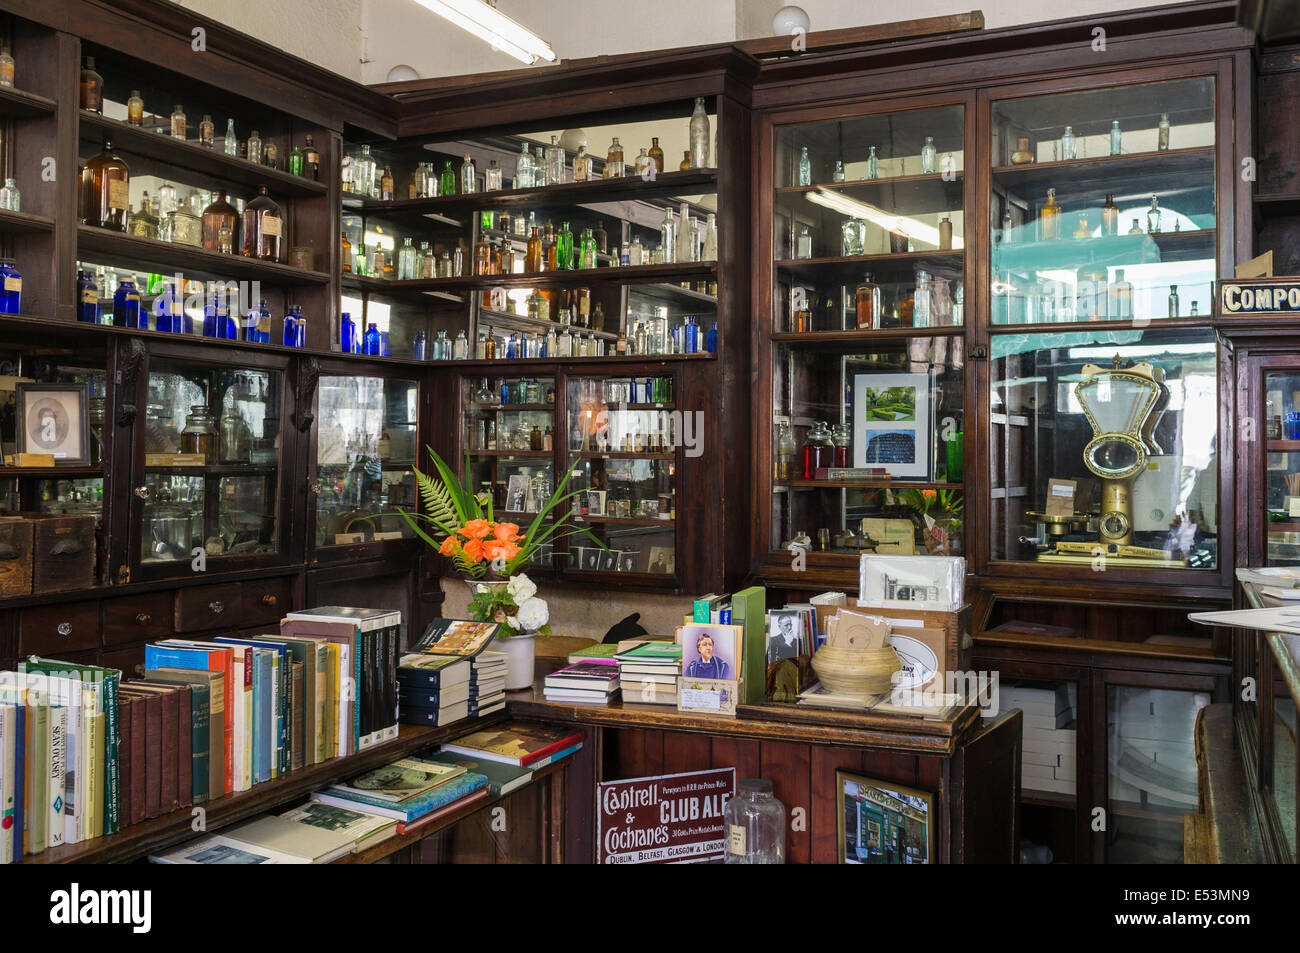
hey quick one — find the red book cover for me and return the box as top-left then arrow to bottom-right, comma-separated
151,642 -> 235,795
395,787 -> 490,835
116,697 -> 134,828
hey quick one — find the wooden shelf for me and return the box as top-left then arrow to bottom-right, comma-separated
1266,440 -> 1300,452
571,450 -> 675,460
0,208 -> 55,235
350,261 -> 714,294
627,281 -> 718,309
468,402 -> 555,411
989,146 -> 1215,193
142,464 -> 278,476
342,168 -> 718,218
0,85 -> 57,118
776,250 -> 962,283
341,273 -> 465,303
467,449 -> 552,458
776,170 -> 964,217
78,227 -> 331,285
0,466 -> 103,478
478,307 -> 618,341
79,111 -> 329,198
576,515 -> 674,526
772,326 -> 962,343
775,479 -> 962,490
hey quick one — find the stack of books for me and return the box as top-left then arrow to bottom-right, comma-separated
397,656 -> 471,727
152,803 -> 395,864
440,722 -> 584,774
616,642 -> 682,707
310,755 -> 489,835
543,659 -> 620,705
470,650 -> 507,716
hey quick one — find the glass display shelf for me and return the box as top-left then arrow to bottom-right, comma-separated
1262,371 -> 1300,566
462,376 -> 555,519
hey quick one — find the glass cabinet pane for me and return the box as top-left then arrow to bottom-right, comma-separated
463,375 -> 555,518
1107,685 -> 1208,863
990,77 -> 1216,325
315,375 -> 417,547
989,327 -> 1217,568
141,361 -> 282,565
1263,371 -> 1300,565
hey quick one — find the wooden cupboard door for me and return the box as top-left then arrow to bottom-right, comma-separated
102,591 -> 174,646
18,600 -> 101,655
173,583 -> 243,632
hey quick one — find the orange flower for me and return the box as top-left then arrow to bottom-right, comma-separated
461,519 -> 492,540
462,538 -> 485,562
438,537 -> 459,557
497,541 -> 521,562
493,522 -> 520,542
481,539 -> 505,562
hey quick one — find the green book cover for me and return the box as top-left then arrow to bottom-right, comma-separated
23,659 -> 120,835
617,642 -> 683,661
567,643 -> 620,663
731,586 -> 767,704
25,698 -> 47,854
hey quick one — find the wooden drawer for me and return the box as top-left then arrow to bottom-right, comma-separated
101,644 -> 147,680
173,583 -> 243,633
18,600 -> 101,655
103,591 -> 174,647
0,516 -> 33,598
24,513 -> 95,593
240,577 -> 292,629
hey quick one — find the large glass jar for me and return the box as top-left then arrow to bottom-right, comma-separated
241,185 -> 284,262
180,404 -> 217,462
802,420 -> 834,480
170,192 -> 204,247
80,138 -> 130,231
723,778 -> 785,864
202,190 -> 239,253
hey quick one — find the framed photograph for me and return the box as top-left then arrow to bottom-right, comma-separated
599,548 -> 620,571
766,609 -> 804,663
505,474 -> 529,513
16,382 -> 90,466
858,554 -> 965,611
836,771 -> 935,865
586,489 -> 606,517
577,545 -> 603,571
647,546 -> 675,575
851,372 -> 930,478
617,548 -> 639,572
679,623 -> 740,681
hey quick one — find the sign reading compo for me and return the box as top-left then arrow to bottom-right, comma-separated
1220,278 -> 1300,315
597,767 -> 735,864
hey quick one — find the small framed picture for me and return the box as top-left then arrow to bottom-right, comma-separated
617,549 -> 639,572
16,382 -> 90,466
586,490 -> 606,517
505,474 -> 529,513
836,771 -> 935,865
766,609 -> 805,663
599,548 -> 620,571
641,499 -> 660,518
647,546 -> 675,575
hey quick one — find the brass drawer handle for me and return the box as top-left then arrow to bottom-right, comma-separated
261,594 -> 277,607
135,612 -> 151,625
209,600 -> 225,615
57,622 -> 72,636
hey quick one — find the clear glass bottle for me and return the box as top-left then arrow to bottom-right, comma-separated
515,140 -> 533,188
921,135 -> 937,173
79,56 -> 103,113
453,329 -> 468,359
1112,268 -> 1133,319
461,153 -> 477,193
126,89 -> 144,125
702,213 -> 718,261
399,236 -> 420,279
1157,113 -> 1171,151
634,147 -> 651,178
356,143 -> 376,196
242,185 -> 283,262
0,177 -> 20,212
689,96 -> 711,169
0,47 -> 14,89
1147,194 -> 1161,233
546,135 -> 565,184
170,191 -> 203,247
223,118 -> 237,155
1167,284 -> 1179,318
841,217 -> 866,256
866,145 -> 879,179
80,138 -> 130,231
1109,120 -> 1122,156
198,114 -> 215,148
180,405 -> 217,462
572,145 -> 591,182
831,160 -> 845,182
676,201 -> 693,263
534,145 -> 546,185
661,209 -> 678,264
1101,193 -> 1119,236
913,269 -> 932,328
796,225 -> 812,259
246,129 -> 263,165
856,272 -> 880,330
938,215 -> 952,250
433,329 -> 450,360
605,137 -> 625,177
263,139 -> 279,170
1061,125 -> 1076,160
797,146 -> 812,186
485,158 -> 502,191
628,235 -> 644,266
170,104 -> 186,140
1040,187 -> 1061,240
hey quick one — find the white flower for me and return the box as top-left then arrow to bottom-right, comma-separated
507,573 -> 537,604
515,597 -> 549,632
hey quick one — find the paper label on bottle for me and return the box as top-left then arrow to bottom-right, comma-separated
1288,497 -> 1300,519
81,289 -> 97,303
108,178 -> 129,210
261,214 -> 281,237
4,276 -> 21,292
728,824 -> 746,856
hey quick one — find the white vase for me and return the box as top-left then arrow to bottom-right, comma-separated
501,632 -> 537,690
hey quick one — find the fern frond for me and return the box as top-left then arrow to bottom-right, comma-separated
414,464 -> 460,531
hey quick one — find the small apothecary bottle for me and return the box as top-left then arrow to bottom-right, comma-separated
855,273 -> 881,330
242,185 -> 284,262
79,56 -> 103,112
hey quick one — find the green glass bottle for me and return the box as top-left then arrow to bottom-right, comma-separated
440,161 -> 456,196
288,144 -> 304,177
557,221 -> 574,270
580,227 -> 597,269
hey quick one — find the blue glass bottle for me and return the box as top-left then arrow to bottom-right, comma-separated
202,290 -> 219,337
341,312 -> 357,354
706,321 -> 718,355
684,315 -> 699,354
76,270 -> 99,323
362,322 -> 381,355
216,292 -> 237,339
670,323 -> 681,353
283,306 -> 301,347
379,330 -> 390,356
411,329 -> 427,360
501,378 -> 511,404
505,333 -> 518,359
255,300 -> 271,343
293,305 -> 307,348
113,279 -> 142,328
0,259 -> 20,314
154,283 -> 179,333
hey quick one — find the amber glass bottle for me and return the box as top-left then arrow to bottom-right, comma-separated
543,222 -> 557,271
680,150 -> 692,171
202,190 -> 239,252
80,138 -> 130,231
648,136 -> 665,172
341,233 -> 352,273
79,56 -> 103,112
1040,187 -> 1061,241
241,185 -> 284,262
525,227 -> 543,272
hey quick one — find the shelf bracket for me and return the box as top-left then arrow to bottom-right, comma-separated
294,358 -> 322,432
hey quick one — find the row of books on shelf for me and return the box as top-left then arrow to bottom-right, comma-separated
152,722 -> 583,863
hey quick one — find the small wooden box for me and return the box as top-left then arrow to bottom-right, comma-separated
0,515 -> 34,597
3,512 -> 97,593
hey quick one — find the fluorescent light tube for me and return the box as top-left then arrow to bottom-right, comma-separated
412,0 -> 556,65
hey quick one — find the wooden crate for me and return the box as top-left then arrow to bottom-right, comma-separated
3,512 -> 97,593
0,515 -> 34,597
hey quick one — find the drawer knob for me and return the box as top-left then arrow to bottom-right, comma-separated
260,594 -> 277,607
57,622 -> 72,636
135,612 -> 151,626
309,480 -> 321,494
209,600 -> 225,615
134,486 -> 150,500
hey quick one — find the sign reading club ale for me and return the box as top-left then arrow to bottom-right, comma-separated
1220,276 -> 1300,315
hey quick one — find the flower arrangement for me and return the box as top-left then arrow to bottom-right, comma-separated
397,448 -> 605,637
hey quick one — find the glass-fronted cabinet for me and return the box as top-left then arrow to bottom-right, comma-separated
133,351 -> 288,579
463,374 -> 556,523
989,76 -> 1217,326
311,369 -> 419,553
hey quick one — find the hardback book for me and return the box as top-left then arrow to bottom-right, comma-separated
440,723 -> 585,767
423,751 -> 533,797
150,832 -> 304,865
731,585 -> 767,705
215,637 -> 291,778
473,699 -> 507,718
271,636 -> 331,766
33,672 -> 82,845
116,694 -> 143,827
399,700 -> 470,726
278,801 -> 397,850
566,643 -> 621,663
397,655 -> 472,689
398,680 -> 471,709
331,757 -> 466,803
313,770 -> 489,823
19,679 -> 48,854
543,689 -> 615,706
279,617 -> 364,757
410,618 -> 501,660
4,701 -> 26,860
217,814 -> 357,864
615,642 -> 683,663
147,643 -> 233,795
144,668 -> 218,805
117,685 -> 163,818
0,704 -> 15,863
120,682 -> 190,813
394,786 -> 490,835
544,660 -> 620,691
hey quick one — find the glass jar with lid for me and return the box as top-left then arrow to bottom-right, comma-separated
775,422 -> 796,480
802,421 -> 834,480
723,778 -> 786,864
180,404 -> 217,462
